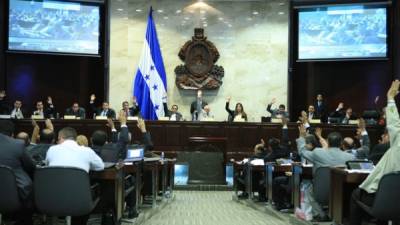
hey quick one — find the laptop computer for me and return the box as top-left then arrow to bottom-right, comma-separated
346,161 -> 374,171
124,148 -> 144,162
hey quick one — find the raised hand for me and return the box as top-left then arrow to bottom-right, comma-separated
271,98 -> 276,104
358,118 -> 366,131
226,97 -> 231,102
298,124 -> 307,138
387,80 -> 400,100
137,117 -> 146,132
374,96 -> 380,104
31,118 -> 39,128
47,96 -> 53,105
106,118 -> 115,130
337,102 -> 344,110
118,111 -> 127,125
45,119 -> 54,131
0,90 -> 6,99
90,94 -> 96,102
315,127 -> 323,138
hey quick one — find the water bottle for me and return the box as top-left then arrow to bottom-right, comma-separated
161,152 -> 165,160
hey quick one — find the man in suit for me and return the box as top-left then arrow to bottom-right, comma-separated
121,98 -> 141,117
65,102 -> 86,119
307,105 -> 319,120
190,90 -> 207,121
89,94 -> 116,119
368,129 -> 390,164
163,103 -> 183,121
0,120 -> 36,225
342,119 -> 370,159
10,100 -> 24,119
267,98 -> 289,118
297,126 -> 354,220
32,97 -> 56,119
349,80 -> 400,225
314,94 -> 327,122
27,119 -> 55,165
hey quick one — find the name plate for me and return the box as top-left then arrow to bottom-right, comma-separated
310,119 -> 321,124
64,115 -> 76,120
271,118 -> 282,123
95,116 -> 108,120
348,120 -> 359,125
158,116 -> 170,121
234,118 -> 245,122
201,118 -> 215,122
0,115 -> 11,119
127,116 -> 138,121
31,115 -> 44,119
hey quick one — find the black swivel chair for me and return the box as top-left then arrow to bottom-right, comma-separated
356,172 -> 400,225
34,167 -> 100,225
313,167 -> 331,206
0,165 -> 22,225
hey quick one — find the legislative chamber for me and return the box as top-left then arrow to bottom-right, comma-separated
0,0 -> 399,225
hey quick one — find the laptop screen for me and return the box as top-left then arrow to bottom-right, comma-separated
126,148 -> 144,159
347,162 -> 374,170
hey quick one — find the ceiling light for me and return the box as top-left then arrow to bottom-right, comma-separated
253,11 -> 259,15
157,9 -> 164,13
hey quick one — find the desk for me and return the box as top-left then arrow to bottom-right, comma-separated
12,119 -> 384,160
91,166 -> 125,224
329,168 -> 368,225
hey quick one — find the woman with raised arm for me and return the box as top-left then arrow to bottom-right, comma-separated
225,97 -> 248,122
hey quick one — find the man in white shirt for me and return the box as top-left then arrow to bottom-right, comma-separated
46,127 -> 104,172
11,100 -> 24,119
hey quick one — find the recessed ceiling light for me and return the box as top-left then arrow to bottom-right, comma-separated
247,17 -> 252,21
135,9 -> 142,12
218,17 -> 224,21
253,11 -> 259,15
157,9 -> 163,13
228,24 -> 232,27
278,12 -> 285,15
201,17 -> 206,20
164,16 -> 169,20
184,17 -> 189,20
117,8 -> 123,11
203,24 -> 208,27
176,10 -> 182,14
279,2 -> 285,6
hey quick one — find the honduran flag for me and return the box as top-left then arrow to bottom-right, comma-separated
133,7 -> 167,120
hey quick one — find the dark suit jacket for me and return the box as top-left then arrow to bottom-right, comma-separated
368,142 -> 390,165
93,126 -> 130,162
90,102 -> 116,119
129,105 -> 141,117
27,144 -> 53,165
225,102 -> 247,122
65,107 -> 86,119
163,103 -> 183,121
0,134 -> 35,201
266,104 -> 289,118
314,101 -> 327,122
32,104 -> 56,119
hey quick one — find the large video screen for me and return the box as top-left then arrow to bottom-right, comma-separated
298,4 -> 387,60
8,0 -> 100,55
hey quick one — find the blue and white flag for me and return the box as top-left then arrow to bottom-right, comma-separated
133,7 -> 167,120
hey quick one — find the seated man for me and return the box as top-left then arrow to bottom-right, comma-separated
163,102 -> 183,121
0,120 -> 36,225
46,127 -> 104,225
89,94 -> 116,119
267,98 -> 289,118
10,100 -> 24,119
329,102 -> 357,124
368,129 -> 390,165
199,104 -> 214,121
121,98 -> 141,117
65,102 -> 86,119
342,119 -> 370,159
307,105 -> 319,120
28,119 -> 55,165
297,125 -> 354,220
32,97 -> 56,119
349,80 -> 400,225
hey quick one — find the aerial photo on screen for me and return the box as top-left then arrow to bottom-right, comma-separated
298,5 -> 387,60
8,0 -> 100,55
